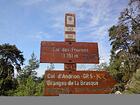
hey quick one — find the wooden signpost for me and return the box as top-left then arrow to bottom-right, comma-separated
40,13 -> 116,96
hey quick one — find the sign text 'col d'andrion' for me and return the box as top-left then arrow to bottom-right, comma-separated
44,71 -> 116,95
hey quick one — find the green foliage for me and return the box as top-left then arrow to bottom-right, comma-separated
34,80 -> 44,96
18,52 -> 39,80
14,76 -> 44,96
123,69 -> 140,94
0,48 -> 44,96
97,62 -> 108,70
108,0 -> 140,92
0,43 -> 24,95
13,53 -> 44,96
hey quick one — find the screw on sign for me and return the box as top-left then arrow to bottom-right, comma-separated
40,13 -> 117,96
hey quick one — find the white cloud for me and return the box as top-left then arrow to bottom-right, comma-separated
88,0 -> 111,27
98,41 -> 111,64
51,17 -> 64,29
18,0 -> 47,5
71,0 -> 87,7
30,31 -> 51,40
61,0 -> 113,35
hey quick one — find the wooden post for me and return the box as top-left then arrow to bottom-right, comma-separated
64,13 -> 76,94
64,13 -> 76,72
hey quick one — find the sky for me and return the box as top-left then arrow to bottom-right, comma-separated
0,0 -> 128,77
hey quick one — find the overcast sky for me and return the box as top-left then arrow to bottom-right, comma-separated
0,0 -> 128,76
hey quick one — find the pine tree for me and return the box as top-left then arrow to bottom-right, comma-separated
108,0 -> 140,92
14,53 -> 44,96
0,43 -> 24,95
18,52 -> 39,80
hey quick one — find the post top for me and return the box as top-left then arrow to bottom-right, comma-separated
65,12 -> 75,15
